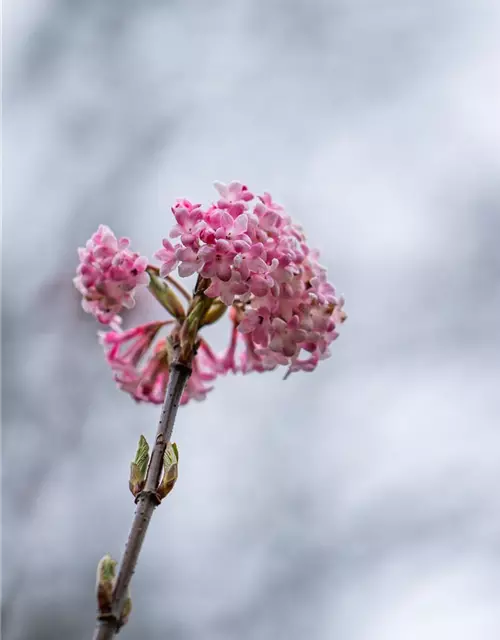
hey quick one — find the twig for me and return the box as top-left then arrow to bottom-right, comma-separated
92,352 -> 192,640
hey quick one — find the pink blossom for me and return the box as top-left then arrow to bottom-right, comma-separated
169,199 -> 205,248
100,321 -> 218,405
74,225 -> 149,324
199,240 -> 236,282
99,321 -> 167,370
214,181 -> 254,210
156,239 -> 179,277
238,334 -> 277,374
99,322 -> 168,402
239,307 -> 271,347
176,247 -> 205,278
268,316 -> 307,358
154,182 -> 346,377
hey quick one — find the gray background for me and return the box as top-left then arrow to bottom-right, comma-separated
3,1 -> 500,639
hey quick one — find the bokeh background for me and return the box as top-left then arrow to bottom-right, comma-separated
3,1 -> 500,639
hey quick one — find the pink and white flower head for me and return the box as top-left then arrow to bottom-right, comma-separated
156,182 -> 346,377
74,225 -> 148,324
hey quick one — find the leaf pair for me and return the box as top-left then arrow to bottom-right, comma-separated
129,435 -> 179,501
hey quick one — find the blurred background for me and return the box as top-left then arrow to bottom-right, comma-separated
3,1 -> 500,639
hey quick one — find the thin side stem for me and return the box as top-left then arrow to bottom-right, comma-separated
165,275 -> 192,303
92,355 -> 191,640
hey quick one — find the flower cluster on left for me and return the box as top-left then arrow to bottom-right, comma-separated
74,225 -> 149,326
73,224 -> 219,406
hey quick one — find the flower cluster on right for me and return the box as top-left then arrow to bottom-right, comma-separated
75,182 -> 346,405
156,182 -> 346,376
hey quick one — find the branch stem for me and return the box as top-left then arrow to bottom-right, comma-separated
92,354 -> 191,640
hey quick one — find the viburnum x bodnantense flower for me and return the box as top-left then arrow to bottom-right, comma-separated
75,182 -> 346,405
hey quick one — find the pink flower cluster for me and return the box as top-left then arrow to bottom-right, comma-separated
74,225 -> 148,325
99,322 -> 218,405
156,182 -> 345,374
76,182 -> 345,406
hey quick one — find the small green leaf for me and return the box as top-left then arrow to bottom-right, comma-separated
164,441 -> 178,468
171,442 -> 179,462
157,442 -> 179,500
129,436 -> 150,496
134,435 -> 149,477
129,463 -> 143,497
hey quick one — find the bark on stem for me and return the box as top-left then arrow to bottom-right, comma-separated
92,355 -> 192,640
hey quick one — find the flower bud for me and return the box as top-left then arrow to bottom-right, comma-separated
147,269 -> 186,321
200,299 -> 227,326
96,554 -> 117,615
120,589 -> 132,627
